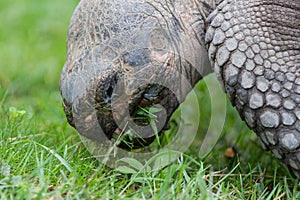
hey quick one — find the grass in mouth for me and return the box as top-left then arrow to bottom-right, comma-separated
112,105 -> 163,149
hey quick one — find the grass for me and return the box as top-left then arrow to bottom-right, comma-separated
0,0 -> 299,199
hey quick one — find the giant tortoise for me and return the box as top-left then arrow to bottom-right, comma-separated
60,0 -> 300,176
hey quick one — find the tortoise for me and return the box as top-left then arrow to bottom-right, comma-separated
60,0 -> 300,176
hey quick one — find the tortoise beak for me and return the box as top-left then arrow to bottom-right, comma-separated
94,70 -> 179,149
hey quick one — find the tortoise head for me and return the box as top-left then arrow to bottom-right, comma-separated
60,0 -> 209,150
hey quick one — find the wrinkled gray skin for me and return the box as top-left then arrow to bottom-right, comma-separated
60,0 -> 300,176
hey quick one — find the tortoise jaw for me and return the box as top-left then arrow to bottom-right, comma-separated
95,81 -> 178,149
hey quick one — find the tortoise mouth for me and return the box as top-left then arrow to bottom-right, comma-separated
96,82 -> 178,150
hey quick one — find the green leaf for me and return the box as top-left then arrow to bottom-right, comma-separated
150,119 -> 160,146
117,158 -> 151,174
115,166 -> 137,174
34,142 -> 72,173
136,109 -> 149,117
149,106 -> 162,114
118,158 -> 144,171
9,106 -> 26,118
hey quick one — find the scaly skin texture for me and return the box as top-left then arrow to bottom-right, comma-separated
206,0 -> 300,177
60,0 -> 300,177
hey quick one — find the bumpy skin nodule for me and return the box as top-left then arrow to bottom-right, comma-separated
205,0 -> 300,176
61,0 -> 300,177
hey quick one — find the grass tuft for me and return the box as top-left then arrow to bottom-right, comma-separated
0,0 -> 299,199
